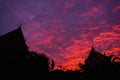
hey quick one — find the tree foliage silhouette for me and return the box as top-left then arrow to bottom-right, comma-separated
50,59 -> 55,71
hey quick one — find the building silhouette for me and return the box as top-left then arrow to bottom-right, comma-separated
85,46 -> 109,69
0,25 -> 29,60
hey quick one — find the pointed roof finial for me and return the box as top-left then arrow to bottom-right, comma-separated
17,23 -> 23,33
18,23 -> 22,28
92,46 -> 95,49
91,46 -> 96,53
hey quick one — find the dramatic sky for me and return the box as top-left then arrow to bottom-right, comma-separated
0,0 -> 120,70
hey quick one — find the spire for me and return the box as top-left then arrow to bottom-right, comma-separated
89,46 -> 105,58
89,46 -> 100,56
91,46 -> 96,53
0,24 -> 23,39
18,23 -> 22,29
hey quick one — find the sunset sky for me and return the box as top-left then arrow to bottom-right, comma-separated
0,0 -> 120,70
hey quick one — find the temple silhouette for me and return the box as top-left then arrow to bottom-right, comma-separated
0,25 -> 28,58
85,46 -> 120,68
0,25 -> 50,80
84,47 -> 109,70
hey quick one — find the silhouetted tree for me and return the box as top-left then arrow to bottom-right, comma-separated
78,62 -> 84,72
1,51 -> 51,80
25,52 -> 50,79
51,59 -> 55,71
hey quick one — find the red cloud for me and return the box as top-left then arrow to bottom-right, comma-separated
93,32 -> 120,56
86,0 -> 92,3
112,25 -> 120,31
113,5 -> 120,13
81,6 -> 104,17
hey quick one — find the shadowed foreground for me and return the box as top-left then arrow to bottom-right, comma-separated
1,50 -> 120,80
